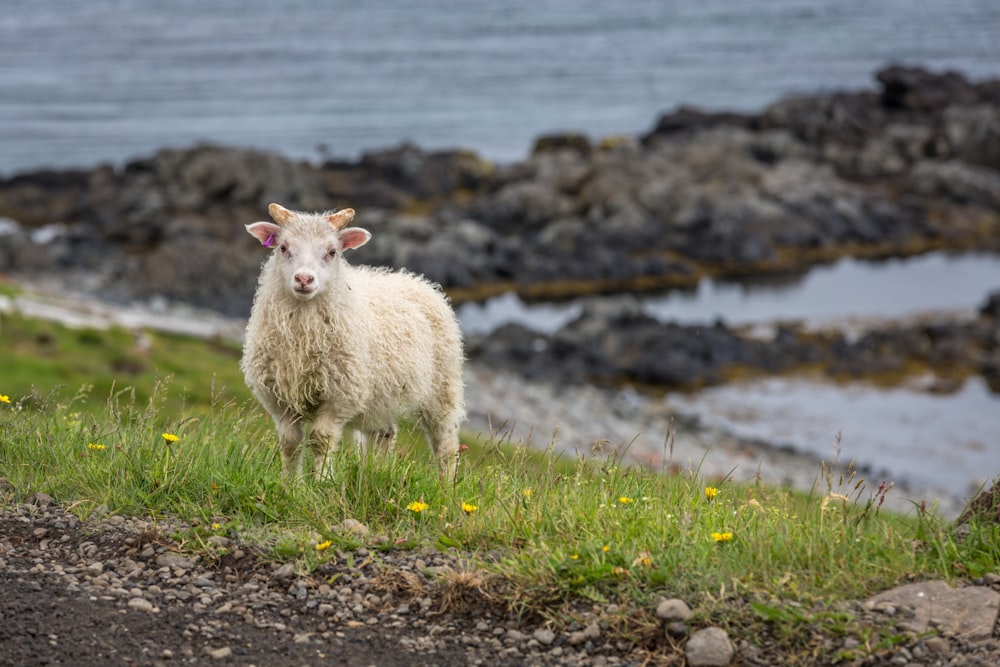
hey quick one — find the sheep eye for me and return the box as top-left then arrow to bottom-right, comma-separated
328,248 -> 338,258
279,245 -> 287,253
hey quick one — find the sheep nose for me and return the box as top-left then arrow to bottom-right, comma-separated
294,273 -> 315,287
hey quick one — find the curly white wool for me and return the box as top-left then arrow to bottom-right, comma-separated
241,203 -> 465,481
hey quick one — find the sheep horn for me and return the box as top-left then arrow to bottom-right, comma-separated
326,208 -> 356,230
268,203 -> 295,225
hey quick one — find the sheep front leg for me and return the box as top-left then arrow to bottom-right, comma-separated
426,420 -> 460,483
310,409 -> 345,481
275,418 -> 305,478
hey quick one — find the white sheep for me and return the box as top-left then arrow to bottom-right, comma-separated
241,203 -> 465,481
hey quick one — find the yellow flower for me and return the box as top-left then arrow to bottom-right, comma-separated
522,489 -> 533,499
161,432 -> 179,443
87,443 -> 106,451
315,540 -> 333,551
406,501 -> 429,513
632,552 -> 653,568
711,531 -> 734,543
0,394 -> 10,404
211,522 -> 221,531
602,545 -> 610,553
705,486 -> 719,500
618,496 -> 634,505
461,502 -> 478,514
570,553 -> 579,560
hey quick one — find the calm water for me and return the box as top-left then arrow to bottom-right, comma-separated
457,252 -> 1000,335
2,0 -> 999,174
667,377 -> 1000,502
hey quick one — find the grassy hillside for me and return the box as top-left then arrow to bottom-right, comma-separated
2,304 -> 998,663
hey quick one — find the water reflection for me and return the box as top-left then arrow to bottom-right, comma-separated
457,252 -> 1000,335
667,376 -> 1000,501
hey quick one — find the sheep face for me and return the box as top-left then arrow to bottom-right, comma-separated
245,204 -> 370,301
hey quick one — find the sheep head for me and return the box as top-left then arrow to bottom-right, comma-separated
245,203 -> 371,301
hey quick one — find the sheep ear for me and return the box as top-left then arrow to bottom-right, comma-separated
326,208 -> 356,230
246,222 -> 281,248
339,227 -> 371,251
268,203 -> 295,225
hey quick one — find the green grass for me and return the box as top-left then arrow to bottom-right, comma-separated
1,308 -> 249,414
2,308 -> 999,662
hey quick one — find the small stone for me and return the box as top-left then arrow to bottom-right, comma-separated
26,492 -> 54,507
655,598 -> 692,621
582,622 -> 601,640
274,562 -> 296,580
924,636 -> 949,653
156,553 -> 195,570
127,597 -> 155,613
293,633 -> 311,644
85,562 -> 104,577
206,536 -> 230,548
505,629 -> 526,644
207,646 -> 231,660
338,519 -> 370,537
533,628 -> 556,646
686,626 -> 735,667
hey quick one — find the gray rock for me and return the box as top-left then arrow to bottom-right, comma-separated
273,562 -> 296,580
207,646 -> 232,660
337,518 -> 370,537
127,597 -> 156,613
156,553 -> 195,570
532,628 -> 556,646
866,580 -> 1000,640
685,626 -> 735,667
655,597 -> 692,621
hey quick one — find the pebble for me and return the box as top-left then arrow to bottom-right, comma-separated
207,646 -> 232,660
655,597 -> 692,621
533,628 -> 556,645
686,626 -> 735,667
127,597 -> 156,613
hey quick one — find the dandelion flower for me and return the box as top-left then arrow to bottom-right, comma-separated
87,443 -> 106,451
522,489 -> 533,499
602,545 -> 610,553
461,502 -> 478,514
711,531 -> 734,543
705,486 -> 719,500
211,523 -> 221,531
570,553 -> 579,560
0,394 -> 10,404
161,432 -> 179,443
632,552 -> 653,568
406,501 -> 429,513
618,496 -> 634,505
315,540 -> 333,552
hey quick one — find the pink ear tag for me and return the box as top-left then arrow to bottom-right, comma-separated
263,233 -> 275,248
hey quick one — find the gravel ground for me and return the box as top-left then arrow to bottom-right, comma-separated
0,498 -> 666,667
5,497 -> 1000,666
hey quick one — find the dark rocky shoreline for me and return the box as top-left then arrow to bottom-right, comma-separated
1,64 -> 999,399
